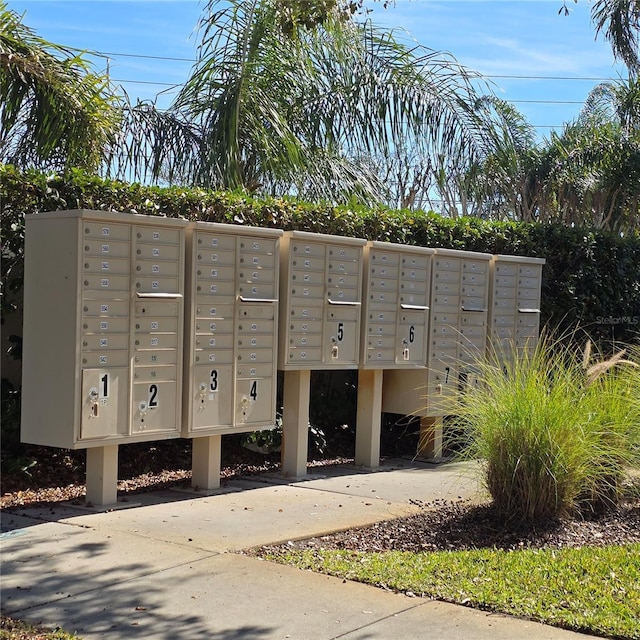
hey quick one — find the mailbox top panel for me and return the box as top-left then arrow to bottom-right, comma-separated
283,230 -> 367,247
189,220 -> 283,239
434,247 -> 492,261
30,209 -> 189,228
367,241 -> 436,256
493,254 -> 546,265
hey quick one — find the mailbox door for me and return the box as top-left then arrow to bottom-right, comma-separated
80,368 -> 128,439
397,309 -> 427,366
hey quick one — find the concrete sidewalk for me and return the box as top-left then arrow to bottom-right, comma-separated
1,459 -> 593,639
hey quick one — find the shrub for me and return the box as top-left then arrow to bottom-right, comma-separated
455,337 -> 640,523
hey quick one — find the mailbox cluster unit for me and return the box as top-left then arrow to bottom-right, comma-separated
361,242 -> 435,369
21,210 -> 544,503
22,210 -> 187,449
488,255 -> 546,365
183,222 -> 282,437
278,231 -> 367,369
382,249 -> 493,418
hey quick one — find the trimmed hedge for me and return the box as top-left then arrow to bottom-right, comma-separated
3,165 -> 638,347
1,166 -> 639,455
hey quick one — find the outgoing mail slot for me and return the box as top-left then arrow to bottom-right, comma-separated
136,227 -> 181,245
82,350 -> 129,368
83,274 -> 130,292
136,243 -> 181,261
238,303 -> 275,321
135,301 -> 180,317
82,300 -> 129,317
83,317 -> 129,333
84,222 -> 130,241
134,349 -> 178,366
84,240 -> 130,258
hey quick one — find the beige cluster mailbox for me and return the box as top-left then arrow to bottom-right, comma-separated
361,242 -> 435,369
355,242 -> 435,467
183,222 -> 282,491
278,231 -> 366,476
22,210 -> 186,504
184,222 -> 282,435
278,231 -> 366,369
382,248 -> 492,456
488,255 -> 545,363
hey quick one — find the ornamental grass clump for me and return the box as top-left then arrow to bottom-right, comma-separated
455,337 -> 639,523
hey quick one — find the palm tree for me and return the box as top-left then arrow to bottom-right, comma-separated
110,0 -> 496,205
536,77 -> 640,231
591,0 -> 640,76
0,1 -> 120,172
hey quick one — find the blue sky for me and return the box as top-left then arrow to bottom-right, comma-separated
9,0 -> 629,140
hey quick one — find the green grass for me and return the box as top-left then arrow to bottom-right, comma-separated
0,617 -> 79,640
263,544 -> 640,639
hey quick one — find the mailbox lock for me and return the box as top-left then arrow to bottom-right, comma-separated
435,384 -> 443,395
89,387 -> 100,417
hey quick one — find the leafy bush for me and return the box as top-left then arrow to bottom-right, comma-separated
455,337 -> 640,522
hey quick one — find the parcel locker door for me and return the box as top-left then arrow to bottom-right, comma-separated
191,364 -> 234,429
80,368 -> 128,440
236,364 -> 275,426
324,304 -> 360,365
397,309 -> 427,366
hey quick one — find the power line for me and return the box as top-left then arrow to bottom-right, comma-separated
95,49 -> 623,84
